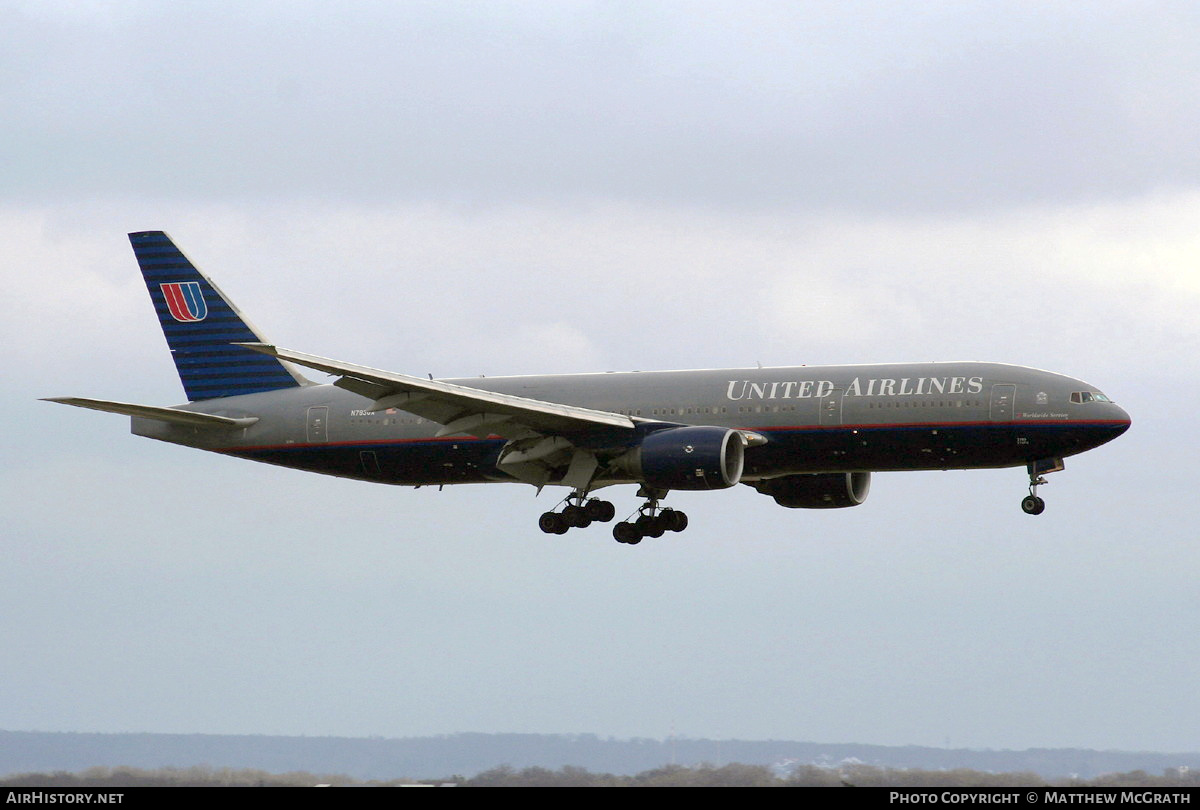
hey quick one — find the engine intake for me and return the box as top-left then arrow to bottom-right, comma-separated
751,472 -> 871,508
621,426 -> 745,490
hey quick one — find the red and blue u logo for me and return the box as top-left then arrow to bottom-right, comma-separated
160,281 -> 208,322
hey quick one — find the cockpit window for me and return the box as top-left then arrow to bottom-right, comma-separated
1070,391 -> 1112,404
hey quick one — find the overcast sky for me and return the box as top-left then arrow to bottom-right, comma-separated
3,1 -> 1199,757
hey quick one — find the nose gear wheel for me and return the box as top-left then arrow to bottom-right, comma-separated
1021,473 -> 1048,515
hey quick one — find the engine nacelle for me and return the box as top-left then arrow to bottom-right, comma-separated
752,472 -> 871,508
620,426 -> 745,491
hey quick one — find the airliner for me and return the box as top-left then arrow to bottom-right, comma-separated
45,232 -> 1131,544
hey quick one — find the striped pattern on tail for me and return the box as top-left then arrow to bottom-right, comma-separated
130,231 -> 307,401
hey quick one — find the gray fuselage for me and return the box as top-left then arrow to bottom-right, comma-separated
132,360 -> 1131,489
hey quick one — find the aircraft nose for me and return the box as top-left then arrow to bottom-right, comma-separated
1113,403 -> 1132,435
1076,401 -> 1130,453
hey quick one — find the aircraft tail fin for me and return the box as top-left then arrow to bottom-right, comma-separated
129,231 -> 309,401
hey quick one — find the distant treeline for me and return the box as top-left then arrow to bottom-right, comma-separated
4,763 -> 1200,788
6,731 -> 1196,780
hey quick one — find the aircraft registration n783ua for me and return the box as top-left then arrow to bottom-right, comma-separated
45,232 -> 1131,545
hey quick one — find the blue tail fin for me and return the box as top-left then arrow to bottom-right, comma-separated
130,231 -> 308,401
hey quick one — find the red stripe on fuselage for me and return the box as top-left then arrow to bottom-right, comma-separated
209,419 -> 1128,454
755,418 -> 1130,432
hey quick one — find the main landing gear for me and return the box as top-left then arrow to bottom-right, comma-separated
537,487 -> 691,545
612,488 -> 688,545
538,491 -> 617,535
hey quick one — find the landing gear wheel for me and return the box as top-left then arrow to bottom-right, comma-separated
539,512 -> 568,534
661,509 -> 688,533
1021,464 -> 1054,517
586,499 -> 616,523
620,487 -> 690,541
1020,495 -> 1046,515
613,522 -> 642,544
562,504 -> 591,528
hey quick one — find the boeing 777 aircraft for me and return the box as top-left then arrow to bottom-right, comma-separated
45,232 -> 1131,544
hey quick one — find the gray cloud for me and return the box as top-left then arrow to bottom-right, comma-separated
5,2 -> 1200,211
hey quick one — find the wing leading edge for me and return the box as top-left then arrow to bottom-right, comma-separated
238,343 -> 637,439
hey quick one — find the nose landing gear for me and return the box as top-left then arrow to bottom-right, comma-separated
1019,459 -> 1062,515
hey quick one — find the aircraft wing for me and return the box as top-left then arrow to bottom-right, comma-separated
239,343 -> 637,440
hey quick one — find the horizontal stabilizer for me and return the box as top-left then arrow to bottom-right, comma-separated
41,397 -> 258,428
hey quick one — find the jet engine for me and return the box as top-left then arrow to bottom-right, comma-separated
751,472 -> 871,508
618,426 -> 745,490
